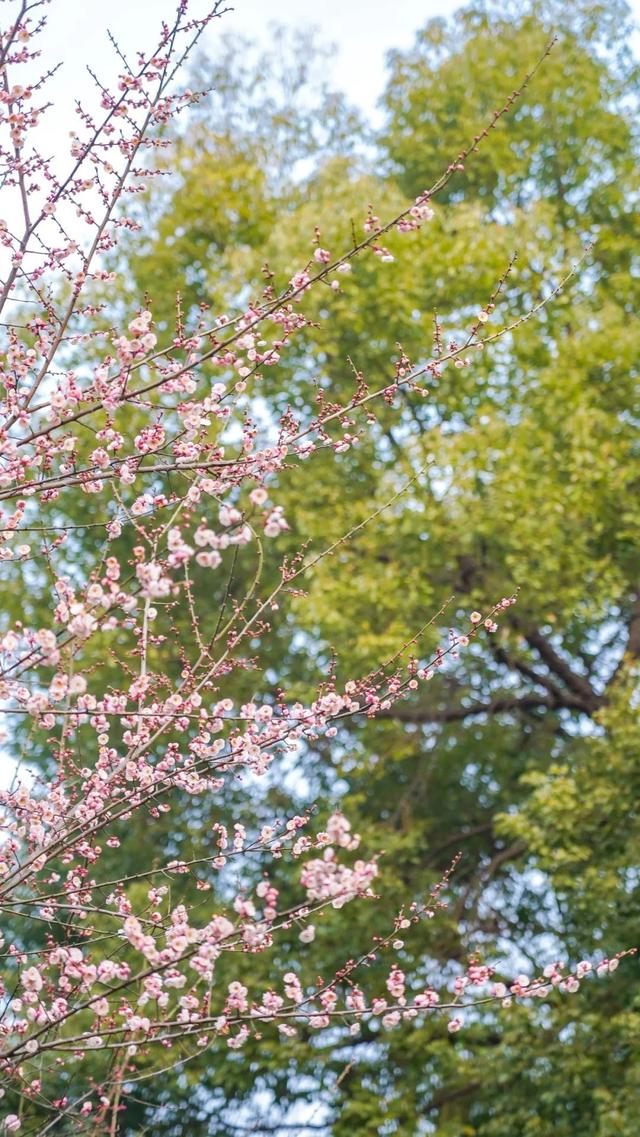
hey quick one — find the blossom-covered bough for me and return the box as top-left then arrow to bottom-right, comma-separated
0,2 -> 633,1131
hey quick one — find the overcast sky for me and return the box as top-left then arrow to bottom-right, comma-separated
41,0 -> 457,117
23,0 -> 640,159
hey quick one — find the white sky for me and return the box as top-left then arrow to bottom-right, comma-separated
40,0 -> 459,120
17,0 -> 640,170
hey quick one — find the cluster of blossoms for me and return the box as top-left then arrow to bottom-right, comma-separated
0,3 -> 629,1131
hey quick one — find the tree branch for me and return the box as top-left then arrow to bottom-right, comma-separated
491,643 -> 567,701
607,594 -> 640,689
376,691 -> 584,725
521,628 -> 601,710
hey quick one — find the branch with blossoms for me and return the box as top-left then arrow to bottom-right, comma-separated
0,3 -> 630,1133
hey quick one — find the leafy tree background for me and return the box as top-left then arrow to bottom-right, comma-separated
5,0 -> 640,1133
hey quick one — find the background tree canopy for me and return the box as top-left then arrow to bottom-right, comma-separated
10,0 -> 639,1132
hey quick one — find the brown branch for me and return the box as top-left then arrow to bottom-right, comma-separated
491,643 -> 567,701
625,597 -> 640,660
520,628 -> 601,710
453,840 -> 527,921
376,691 -> 585,725
423,823 -> 494,866
425,1081 -> 482,1113
606,593 -> 640,689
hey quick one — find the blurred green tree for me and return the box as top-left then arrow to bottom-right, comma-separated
11,2 -> 639,1132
